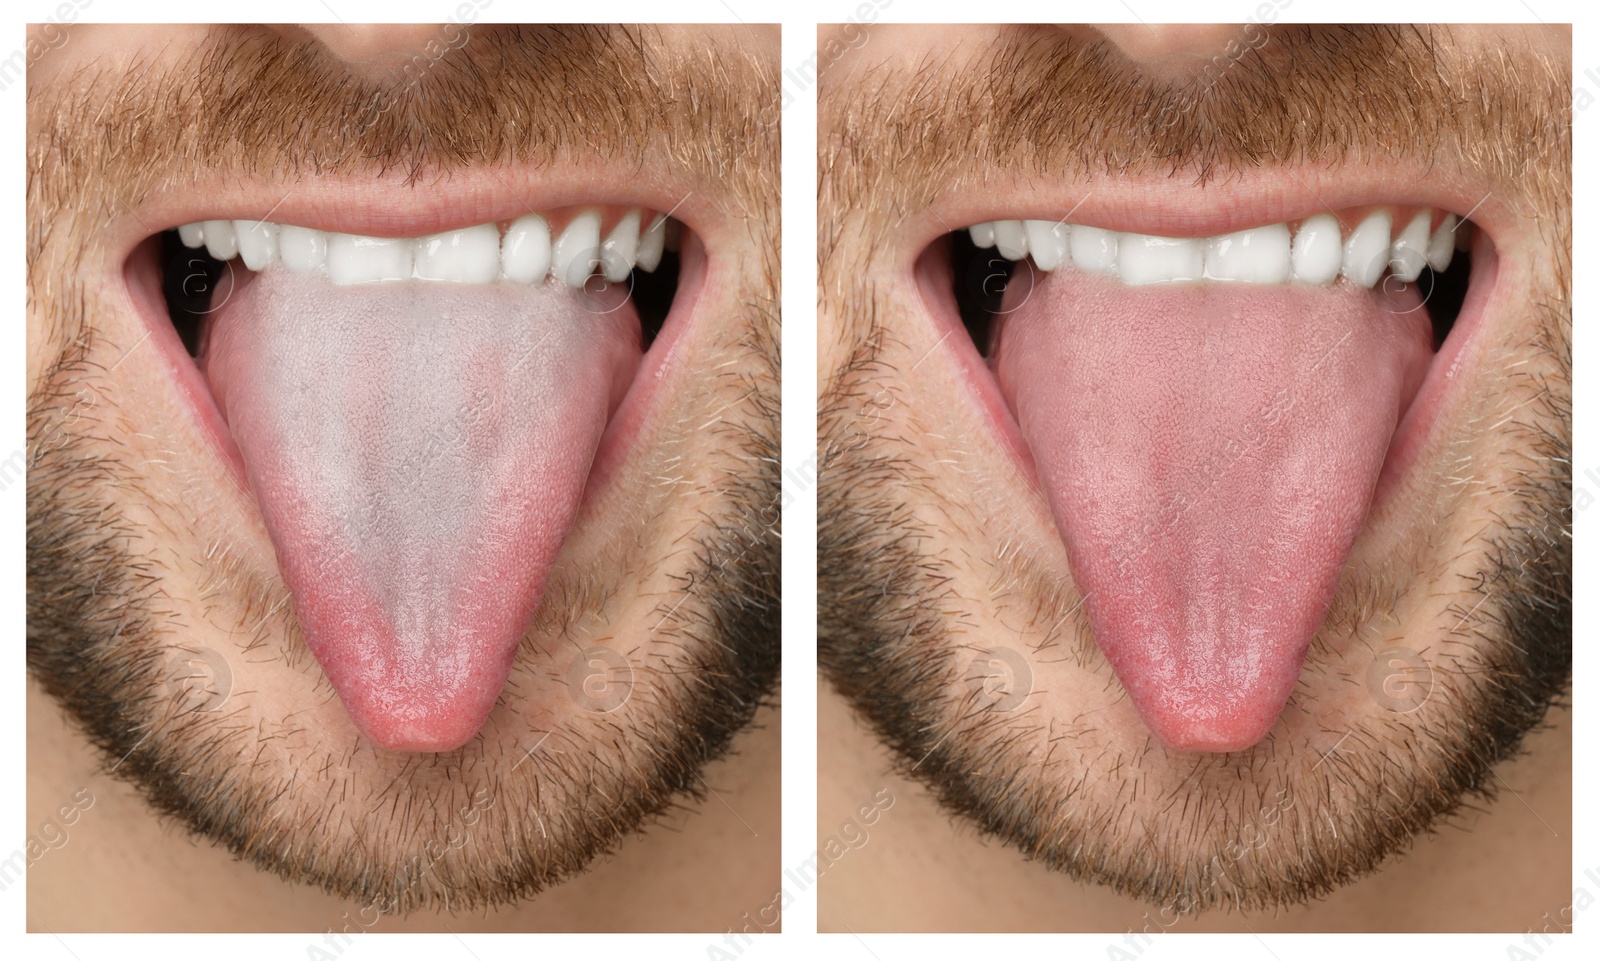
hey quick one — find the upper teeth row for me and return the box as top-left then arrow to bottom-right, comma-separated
176,209 -> 675,287
969,209 -> 1467,288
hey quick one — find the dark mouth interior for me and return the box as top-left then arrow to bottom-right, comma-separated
156,228 -> 680,357
946,226 -> 1473,358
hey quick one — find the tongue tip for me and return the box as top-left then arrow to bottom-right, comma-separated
1120,663 -> 1299,754
344,692 -> 499,754
362,720 -> 482,753
323,654 -> 514,754
1138,702 -> 1282,753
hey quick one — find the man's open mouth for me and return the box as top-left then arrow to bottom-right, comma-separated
122,194 -> 700,753
916,194 -> 1497,752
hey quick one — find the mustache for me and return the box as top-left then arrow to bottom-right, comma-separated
27,24 -> 777,242
818,24 -> 1570,263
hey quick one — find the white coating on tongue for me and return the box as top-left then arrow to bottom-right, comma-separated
204,269 -> 640,751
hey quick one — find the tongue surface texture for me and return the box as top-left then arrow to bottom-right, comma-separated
205,269 -> 640,752
995,270 -> 1430,751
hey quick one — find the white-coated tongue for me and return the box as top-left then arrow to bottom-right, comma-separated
205,269 -> 640,752
993,268 -> 1432,752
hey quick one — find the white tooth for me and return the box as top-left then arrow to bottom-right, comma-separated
1341,211 -> 1392,288
414,224 -> 500,284
1023,220 -> 1068,271
992,220 -> 1028,261
1204,223 -> 1290,284
600,209 -> 642,283
1069,225 -> 1119,275
552,210 -> 602,288
636,214 -> 668,273
501,214 -> 552,285
178,223 -> 207,249
1389,210 -> 1431,283
233,220 -> 280,271
1427,214 -> 1458,271
1118,234 -> 1204,285
969,222 -> 997,249
326,233 -> 413,285
202,220 -> 238,261
1290,213 -> 1343,285
278,225 -> 328,274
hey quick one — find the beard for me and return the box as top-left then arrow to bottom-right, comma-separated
818,326 -> 1568,910
817,23 -> 1570,913
27,25 -> 780,912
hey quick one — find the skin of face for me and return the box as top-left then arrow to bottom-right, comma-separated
817,23 -> 1570,931
25,23 -> 781,931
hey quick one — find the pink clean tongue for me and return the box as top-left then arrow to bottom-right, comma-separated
205,269 -> 640,752
994,269 -> 1431,751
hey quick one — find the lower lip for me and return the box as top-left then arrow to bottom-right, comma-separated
123,238 -> 253,494
586,231 -> 711,497
913,239 -> 1042,491
1371,229 -> 1500,511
